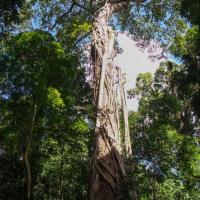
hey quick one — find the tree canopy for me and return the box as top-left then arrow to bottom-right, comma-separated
0,0 -> 200,199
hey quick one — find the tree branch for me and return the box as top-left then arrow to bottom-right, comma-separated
51,0 -> 93,30
73,0 -> 92,13
51,2 -> 75,30
72,32 -> 90,48
112,0 -> 147,12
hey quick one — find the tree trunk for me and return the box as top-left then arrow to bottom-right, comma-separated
58,141 -> 64,200
118,67 -> 132,158
24,150 -> 32,200
89,3 -> 126,200
23,104 -> 37,200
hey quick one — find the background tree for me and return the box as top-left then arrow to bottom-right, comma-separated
0,30 -> 92,200
126,61 -> 200,199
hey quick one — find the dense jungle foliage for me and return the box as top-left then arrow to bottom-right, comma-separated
0,0 -> 199,199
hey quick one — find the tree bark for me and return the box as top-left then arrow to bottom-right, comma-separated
24,150 -> 32,200
89,3 -> 126,200
23,104 -> 37,200
117,67 -> 132,158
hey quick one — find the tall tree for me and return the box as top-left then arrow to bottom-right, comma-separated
17,0 -> 186,198
0,30 -> 91,200
127,61 -> 200,199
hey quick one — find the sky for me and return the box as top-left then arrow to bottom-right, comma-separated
115,33 -> 164,111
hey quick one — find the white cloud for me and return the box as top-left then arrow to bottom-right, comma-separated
115,33 -> 163,111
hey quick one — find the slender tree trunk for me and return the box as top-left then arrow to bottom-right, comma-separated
89,3 -> 126,200
23,104 -> 37,200
58,141 -> 64,200
24,150 -> 32,200
118,67 -> 132,157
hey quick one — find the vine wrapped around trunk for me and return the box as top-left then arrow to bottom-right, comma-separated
89,2 -> 132,200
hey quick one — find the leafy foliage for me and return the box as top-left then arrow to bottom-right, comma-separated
0,31 -> 92,199
0,0 -> 25,38
0,0 -> 200,199
126,61 -> 200,199
180,0 -> 200,26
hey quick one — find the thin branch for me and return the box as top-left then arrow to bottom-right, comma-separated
51,1 -> 93,30
73,0 -> 92,13
72,32 -> 90,48
51,2 -> 75,30
112,0 -> 148,13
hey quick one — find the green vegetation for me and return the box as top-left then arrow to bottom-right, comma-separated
0,31 -> 92,199
0,0 -> 199,199
127,61 -> 200,199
